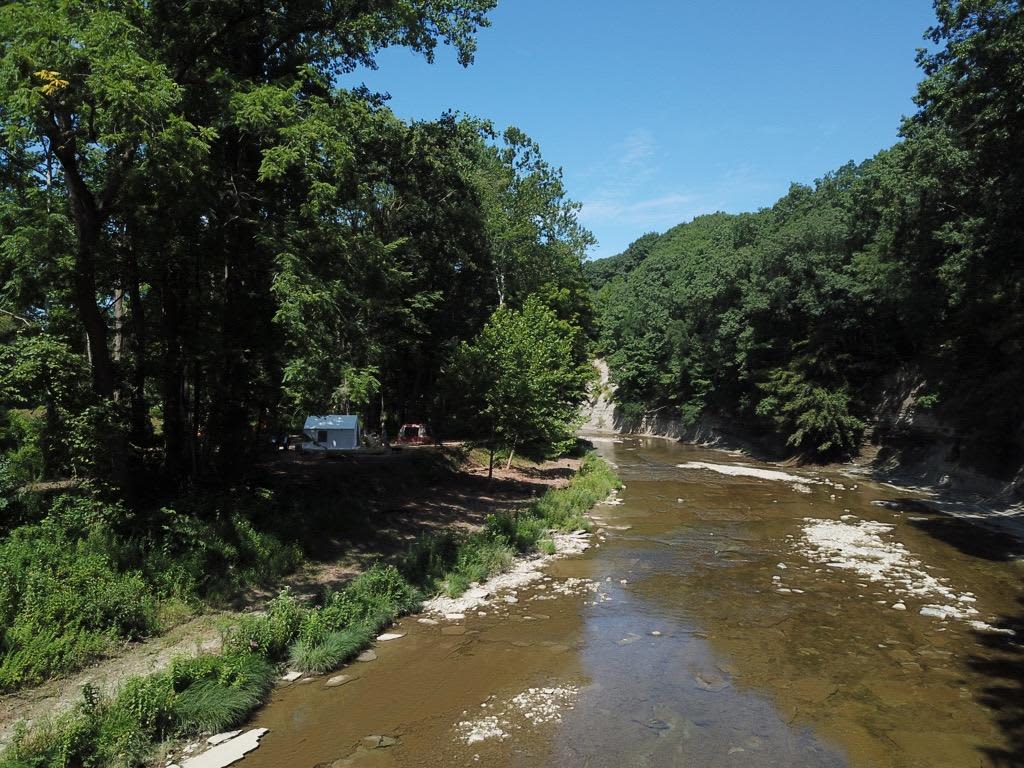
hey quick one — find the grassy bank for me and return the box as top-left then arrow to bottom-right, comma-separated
0,454 -> 619,768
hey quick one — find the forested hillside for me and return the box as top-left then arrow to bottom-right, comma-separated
589,1 -> 1023,485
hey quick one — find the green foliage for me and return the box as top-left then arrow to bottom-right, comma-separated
288,627 -> 374,675
0,653 -> 276,768
222,592 -> 305,660
449,296 -> 594,459
756,369 -> 865,457
0,515 -> 158,692
171,655 -> 275,734
0,489 -> 302,693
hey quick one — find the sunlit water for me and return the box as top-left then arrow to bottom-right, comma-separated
242,438 -> 1024,767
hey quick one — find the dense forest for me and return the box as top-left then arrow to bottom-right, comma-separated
0,0 -> 599,707
0,0 -> 595,502
589,1 -> 1023,480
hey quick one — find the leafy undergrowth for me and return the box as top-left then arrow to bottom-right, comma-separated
0,455 -> 619,768
0,492 -> 302,694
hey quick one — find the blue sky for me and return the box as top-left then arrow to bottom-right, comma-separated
347,0 -> 938,259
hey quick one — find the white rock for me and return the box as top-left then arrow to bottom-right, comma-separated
207,731 -> 242,746
376,632 -> 405,641
892,602 -> 907,611
504,596 -> 518,605
445,613 -> 466,620
776,563 -> 787,570
281,671 -> 302,682
417,617 -> 438,625
182,729 -> 268,768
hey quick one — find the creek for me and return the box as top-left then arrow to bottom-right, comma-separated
240,437 -> 1024,767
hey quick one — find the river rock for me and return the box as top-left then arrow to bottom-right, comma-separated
693,672 -> 730,692
326,674 -> 355,687
891,602 -> 907,611
417,617 -> 438,625
376,632 -> 405,641
356,650 -> 377,662
182,729 -> 268,768
444,612 -> 466,620
281,670 -> 302,682
362,735 -> 399,749
206,731 -> 241,746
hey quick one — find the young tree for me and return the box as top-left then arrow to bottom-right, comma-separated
453,296 -> 593,476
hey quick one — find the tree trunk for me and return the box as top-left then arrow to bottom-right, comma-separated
124,226 -> 149,445
51,125 -> 132,492
158,265 -> 188,482
71,247 -> 117,400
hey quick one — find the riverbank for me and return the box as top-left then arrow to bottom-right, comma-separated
0,452 -> 620,768
583,362 -> 1024,541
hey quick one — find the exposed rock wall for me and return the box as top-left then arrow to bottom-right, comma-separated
865,367 -> 1024,500
582,360 -> 1024,501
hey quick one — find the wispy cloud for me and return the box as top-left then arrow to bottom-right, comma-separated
579,130 -> 710,235
579,193 -> 712,229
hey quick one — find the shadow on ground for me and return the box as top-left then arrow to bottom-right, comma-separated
243,449 -> 576,603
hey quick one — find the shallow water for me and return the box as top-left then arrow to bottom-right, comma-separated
242,438 -> 1024,768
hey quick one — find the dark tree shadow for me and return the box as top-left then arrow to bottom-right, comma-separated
969,597 -> 1024,767
904,512 -> 1024,562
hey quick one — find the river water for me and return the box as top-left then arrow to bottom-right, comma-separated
242,438 -> 1024,768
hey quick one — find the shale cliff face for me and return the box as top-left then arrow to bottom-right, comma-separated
865,367 -> 1024,500
582,360 -> 1024,502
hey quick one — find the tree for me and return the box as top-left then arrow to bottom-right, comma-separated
452,297 -> 593,476
0,0 -> 498,491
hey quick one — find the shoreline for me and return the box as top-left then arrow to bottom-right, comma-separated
583,430 -> 1024,550
0,453 -> 621,768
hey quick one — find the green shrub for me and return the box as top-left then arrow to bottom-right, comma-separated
399,531 -> 462,589
169,653 -> 275,734
221,591 -> 304,660
0,523 -> 158,692
756,368 -> 865,457
296,565 -> 420,648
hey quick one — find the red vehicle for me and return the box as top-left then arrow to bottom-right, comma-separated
395,423 -> 433,445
